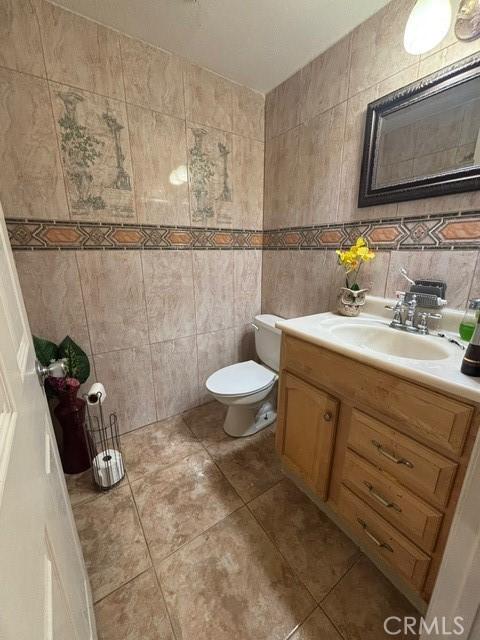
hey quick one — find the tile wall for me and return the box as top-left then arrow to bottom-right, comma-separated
262,0 -> 480,318
0,0 -> 264,433
2,0 -> 480,433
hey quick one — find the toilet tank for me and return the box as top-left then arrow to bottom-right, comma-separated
254,314 -> 283,372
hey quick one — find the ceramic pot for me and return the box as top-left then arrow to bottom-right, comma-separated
337,287 -> 368,317
54,379 -> 90,474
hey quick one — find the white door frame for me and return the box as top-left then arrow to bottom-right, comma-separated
423,427 -> 480,638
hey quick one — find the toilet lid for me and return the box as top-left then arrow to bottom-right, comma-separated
206,360 -> 277,397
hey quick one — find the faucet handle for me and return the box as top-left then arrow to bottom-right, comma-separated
416,311 -> 442,334
385,292 -> 406,310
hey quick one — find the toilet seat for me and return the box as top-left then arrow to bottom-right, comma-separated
206,360 -> 277,398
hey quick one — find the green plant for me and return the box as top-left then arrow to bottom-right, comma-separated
33,335 -> 90,384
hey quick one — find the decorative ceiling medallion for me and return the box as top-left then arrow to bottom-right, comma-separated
455,0 -> 480,40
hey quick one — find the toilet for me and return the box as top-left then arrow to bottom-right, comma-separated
206,314 -> 283,438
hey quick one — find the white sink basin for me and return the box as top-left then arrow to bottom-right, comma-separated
329,323 -> 450,361
275,297 -> 480,405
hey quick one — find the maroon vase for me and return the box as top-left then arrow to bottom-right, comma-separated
54,379 -> 90,474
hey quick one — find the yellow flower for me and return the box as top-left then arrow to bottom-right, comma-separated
356,245 -> 376,261
355,237 -> 367,248
336,249 -> 359,272
336,236 -> 375,274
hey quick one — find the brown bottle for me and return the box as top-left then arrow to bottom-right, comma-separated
461,317 -> 480,377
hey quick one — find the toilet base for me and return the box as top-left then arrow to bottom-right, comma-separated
223,401 -> 276,438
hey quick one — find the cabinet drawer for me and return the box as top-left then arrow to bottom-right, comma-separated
346,409 -> 457,508
283,335 -> 473,456
337,485 -> 430,591
342,449 -> 443,552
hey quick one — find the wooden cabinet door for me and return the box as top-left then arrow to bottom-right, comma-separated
276,372 -> 339,499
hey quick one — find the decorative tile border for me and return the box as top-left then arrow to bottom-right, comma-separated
6,210 -> 480,251
263,211 -> 480,251
5,218 -> 263,251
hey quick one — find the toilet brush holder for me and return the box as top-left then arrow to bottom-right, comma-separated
83,388 -> 125,490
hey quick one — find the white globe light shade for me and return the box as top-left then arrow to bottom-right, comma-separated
404,0 -> 452,55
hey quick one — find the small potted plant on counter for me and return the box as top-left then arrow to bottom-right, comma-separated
34,335 -> 91,474
335,237 -> 376,317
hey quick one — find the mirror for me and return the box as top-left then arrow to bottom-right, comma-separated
358,54 -> 480,207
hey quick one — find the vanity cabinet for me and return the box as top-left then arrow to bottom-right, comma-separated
276,333 -> 479,605
276,372 -> 338,499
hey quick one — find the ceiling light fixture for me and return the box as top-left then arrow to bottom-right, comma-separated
404,0 -> 452,55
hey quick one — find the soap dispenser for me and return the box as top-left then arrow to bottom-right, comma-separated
459,298 -> 480,342
461,300 -> 480,377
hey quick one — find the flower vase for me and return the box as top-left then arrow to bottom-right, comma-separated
337,287 -> 368,317
54,379 -> 90,474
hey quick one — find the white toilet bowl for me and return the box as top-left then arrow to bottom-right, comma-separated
205,314 -> 283,438
206,360 -> 278,437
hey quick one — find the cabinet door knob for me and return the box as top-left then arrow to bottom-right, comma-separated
323,411 -> 332,422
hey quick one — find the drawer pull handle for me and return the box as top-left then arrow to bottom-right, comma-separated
323,411 -> 333,422
371,440 -> 414,469
363,482 -> 401,512
357,518 -> 393,552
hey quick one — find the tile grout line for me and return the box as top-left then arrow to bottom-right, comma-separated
317,605 -> 349,640
180,416 -> 248,507
126,473 -> 181,640
316,555 -> 366,640
317,552 -> 364,607
244,497 -> 320,607
137,249 -> 159,423
91,565 -> 152,607
31,0 -> 72,224
70,406 -> 357,639
118,39 -> 140,230
188,249 -> 203,411
73,251 -> 96,374
80,482 -> 151,607
283,608 -> 320,640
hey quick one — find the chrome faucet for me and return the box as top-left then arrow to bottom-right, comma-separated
385,294 -> 405,328
385,294 -> 441,334
405,295 -> 417,328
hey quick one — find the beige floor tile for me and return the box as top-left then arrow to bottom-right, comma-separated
182,401 -> 228,445
289,608 -> 342,640
73,485 -> 150,602
322,557 -> 419,639
206,427 -> 283,502
131,450 -> 242,563
250,479 -> 360,601
66,470 -> 105,507
122,416 -> 203,483
94,569 -> 174,640
157,507 -> 315,640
